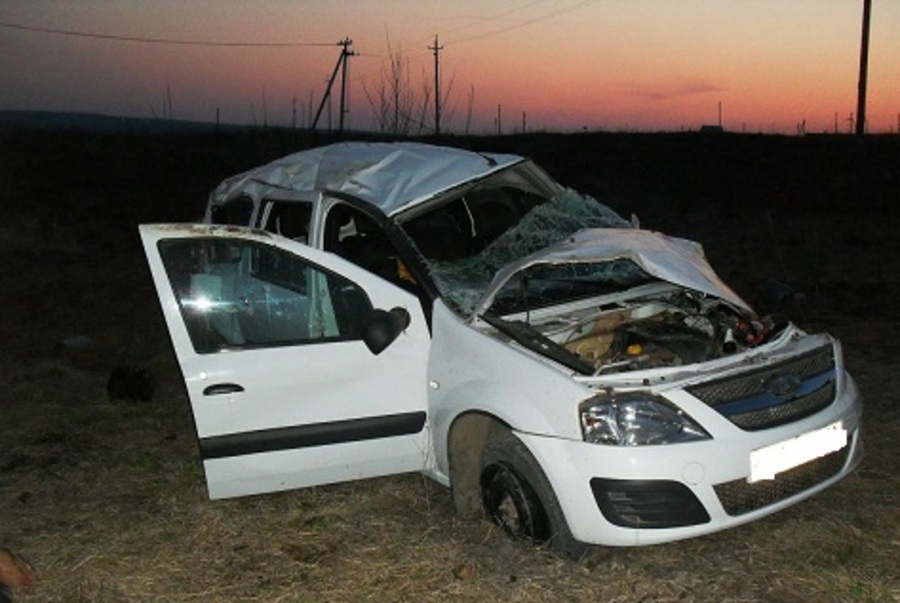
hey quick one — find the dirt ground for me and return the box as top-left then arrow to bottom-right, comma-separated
1,130 -> 898,602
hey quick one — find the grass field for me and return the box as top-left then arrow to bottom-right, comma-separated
1,130 -> 898,602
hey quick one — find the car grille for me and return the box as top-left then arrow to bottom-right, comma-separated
686,344 -> 836,430
713,445 -> 850,516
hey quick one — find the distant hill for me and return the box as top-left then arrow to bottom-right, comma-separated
0,110 -> 250,134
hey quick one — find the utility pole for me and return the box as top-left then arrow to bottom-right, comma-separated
312,38 -> 356,134
338,37 -> 356,133
429,35 -> 443,136
856,0 -> 872,136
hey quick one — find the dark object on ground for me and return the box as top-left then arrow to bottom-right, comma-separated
107,365 -> 155,402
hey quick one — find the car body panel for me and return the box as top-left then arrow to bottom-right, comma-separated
426,299 -> 590,479
139,224 -> 432,499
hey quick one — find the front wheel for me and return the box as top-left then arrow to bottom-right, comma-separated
482,460 -> 549,541
480,429 -> 591,560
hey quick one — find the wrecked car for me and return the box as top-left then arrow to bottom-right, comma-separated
139,142 -> 862,556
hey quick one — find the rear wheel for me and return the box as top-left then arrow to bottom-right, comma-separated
480,429 -> 591,560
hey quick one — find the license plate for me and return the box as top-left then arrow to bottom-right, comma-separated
749,422 -> 847,483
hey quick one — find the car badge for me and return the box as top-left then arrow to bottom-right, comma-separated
763,373 -> 802,398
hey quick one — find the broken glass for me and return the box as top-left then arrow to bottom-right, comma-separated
490,259 -> 655,315
429,189 -> 632,315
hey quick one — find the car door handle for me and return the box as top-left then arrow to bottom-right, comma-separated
203,383 -> 245,396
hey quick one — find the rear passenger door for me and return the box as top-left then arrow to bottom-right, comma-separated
140,224 -> 431,499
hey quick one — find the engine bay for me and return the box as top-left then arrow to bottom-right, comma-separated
493,290 -> 778,375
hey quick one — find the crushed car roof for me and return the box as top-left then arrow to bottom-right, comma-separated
208,141 -> 524,217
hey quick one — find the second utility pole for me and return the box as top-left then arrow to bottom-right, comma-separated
429,35 -> 443,136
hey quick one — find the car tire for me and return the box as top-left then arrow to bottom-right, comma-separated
480,428 -> 591,561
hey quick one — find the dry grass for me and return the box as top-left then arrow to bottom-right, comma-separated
1,131 -> 898,602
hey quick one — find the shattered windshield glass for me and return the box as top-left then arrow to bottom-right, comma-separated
489,259 -> 655,315
429,189 -> 632,315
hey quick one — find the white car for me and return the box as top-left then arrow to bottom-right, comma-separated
140,142 -> 862,557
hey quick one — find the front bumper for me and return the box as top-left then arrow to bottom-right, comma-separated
517,373 -> 862,547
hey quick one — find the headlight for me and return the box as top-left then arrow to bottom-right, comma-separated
580,393 -> 710,446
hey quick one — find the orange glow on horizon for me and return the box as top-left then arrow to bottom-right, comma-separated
1,1 -> 897,133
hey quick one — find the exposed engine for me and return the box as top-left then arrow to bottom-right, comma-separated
537,292 -> 775,375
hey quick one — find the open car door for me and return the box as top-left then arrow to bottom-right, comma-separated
139,224 -> 431,499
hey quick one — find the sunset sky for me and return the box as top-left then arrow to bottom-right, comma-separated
1,1 -> 897,134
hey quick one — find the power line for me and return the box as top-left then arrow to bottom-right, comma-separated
0,20 -> 334,47
406,0 -> 552,49
365,1 -> 599,62
450,0 -> 601,45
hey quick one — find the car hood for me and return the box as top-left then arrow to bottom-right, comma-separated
474,228 -> 753,316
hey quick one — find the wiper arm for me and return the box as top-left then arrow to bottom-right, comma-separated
480,312 -> 594,375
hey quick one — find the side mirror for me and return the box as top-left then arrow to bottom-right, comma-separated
362,307 -> 411,355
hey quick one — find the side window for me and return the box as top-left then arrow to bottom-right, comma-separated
261,200 -> 312,242
210,196 -> 255,227
158,238 -> 372,353
324,205 -> 417,289
402,198 -> 474,261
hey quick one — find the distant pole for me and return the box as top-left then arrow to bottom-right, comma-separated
262,87 -> 268,128
312,38 -> 355,133
429,35 -> 443,136
718,101 -> 722,127
497,104 -> 502,136
856,0 -> 872,136
339,48 -> 348,132
338,38 -> 357,134
327,77 -> 332,131
522,111 -> 526,134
